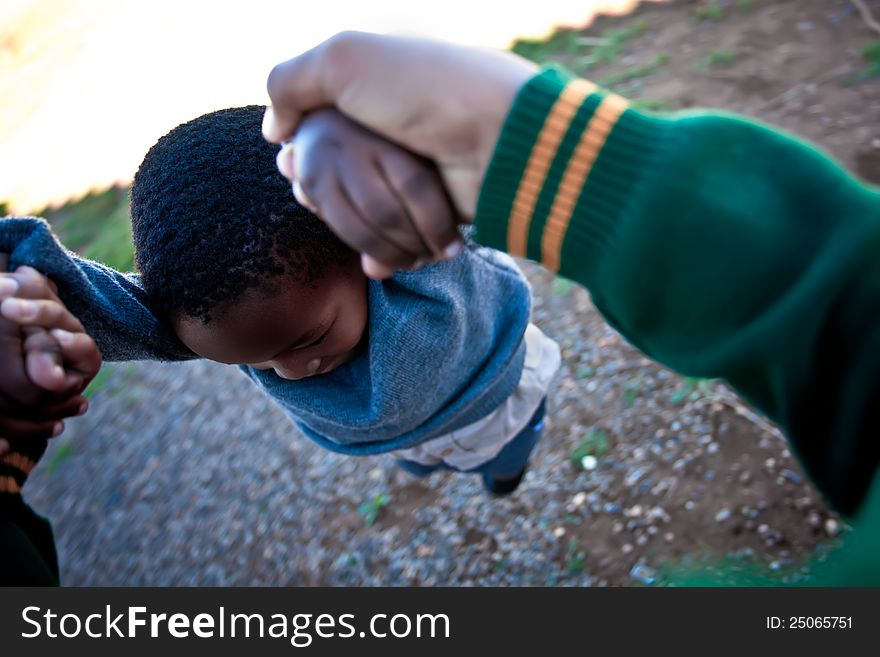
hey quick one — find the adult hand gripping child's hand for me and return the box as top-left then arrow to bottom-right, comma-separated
263,32 -> 537,277
285,108 -> 459,279
0,256 -> 102,457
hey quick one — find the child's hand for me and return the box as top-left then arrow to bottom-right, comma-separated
280,109 -> 464,279
0,257 -> 102,455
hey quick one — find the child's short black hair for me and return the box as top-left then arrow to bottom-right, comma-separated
130,105 -> 352,323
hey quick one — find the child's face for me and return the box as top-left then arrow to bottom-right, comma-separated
173,264 -> 369,380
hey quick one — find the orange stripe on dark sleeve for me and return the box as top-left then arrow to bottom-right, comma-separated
541,93 -> 629,272
506,79 -> 596,257
0,476 -> 21,494
2,452 -> 36,475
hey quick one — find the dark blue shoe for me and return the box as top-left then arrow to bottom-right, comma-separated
478,399 -> 546,496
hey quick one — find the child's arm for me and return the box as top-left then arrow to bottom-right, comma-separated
0,218 -> 195,361
286,109 -> 462,279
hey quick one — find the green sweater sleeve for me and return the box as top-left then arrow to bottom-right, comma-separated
474,68 -> 880,517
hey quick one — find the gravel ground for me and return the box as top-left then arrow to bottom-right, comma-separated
24,263 -> 840,586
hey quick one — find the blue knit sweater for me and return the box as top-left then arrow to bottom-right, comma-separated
0,217 -> 530,454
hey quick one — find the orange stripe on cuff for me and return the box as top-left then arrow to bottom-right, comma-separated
2,452 -> 36,475
0,476 -> 21,494
541,93 -> 629,272
506,79 -> 596,257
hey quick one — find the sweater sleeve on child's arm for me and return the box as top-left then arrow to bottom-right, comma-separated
474,68 -> 880,516
0,217 -> 196,362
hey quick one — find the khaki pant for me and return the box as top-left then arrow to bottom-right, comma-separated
393,323 -> 560,470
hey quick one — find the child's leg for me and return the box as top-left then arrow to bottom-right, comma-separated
0,437 -> 60,585
395,324 -> 559,494
474,399 -> 546,494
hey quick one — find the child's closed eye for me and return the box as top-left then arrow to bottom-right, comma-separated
292,323 -> 331,352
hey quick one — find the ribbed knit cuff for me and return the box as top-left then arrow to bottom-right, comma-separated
0,439 -> 47,497
474,68 -> 674,286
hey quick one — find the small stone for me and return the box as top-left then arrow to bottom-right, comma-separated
825,519 -> 840,537
604,503 -> 623,514
684,500 -> 695,511
636,534 -> 648,546
553,527 -> 566,538
664,532 -> 675,542
646,506 -> 670,523
625,467 -> 646,487
581,455 -> 598,471
624,504 -> 644,518
630,563 -> 657,585
612,521 -> 624,534
780,469 -> 803,484
671,421 -> 682,432
621,543 -> 634,554
715,509 -> 732,523
741,506 -> 759,519
706,442 -> 719,454
758,523 -> 770,535
572,492 -> 588,507
764,458 -> 776,471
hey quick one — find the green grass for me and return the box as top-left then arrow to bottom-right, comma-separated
357,493 -> 390,526
566,539 -> 586,575
576,365 -> 595,379
623,384 -> 640,408
671,377 -> 713,404
82,362 -> 134,398
846,41 -> 880,84
45,439 -> 75,475
601,53 -> 670,88
862,40 -> 880,76
551,275 -> 575,297
512,17 -> 648,69
570,429 -> 609,466
82,366 -> 111,397
511,28 -> 587,63
38,186 -> 134,271
696,49 -> 738,71
588,18 -> 649,67
735,0 -> 758,11
630,98 -> 674,113
692,3 -> 725,22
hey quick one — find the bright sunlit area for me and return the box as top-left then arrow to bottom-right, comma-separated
0,0 -> 650,213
